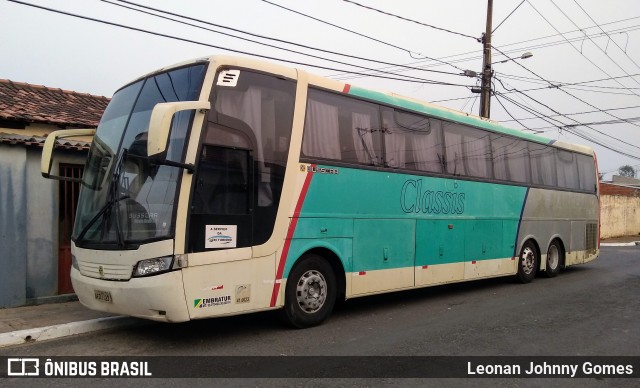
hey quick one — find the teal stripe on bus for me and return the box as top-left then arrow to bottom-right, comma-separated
282,166 -> 528,278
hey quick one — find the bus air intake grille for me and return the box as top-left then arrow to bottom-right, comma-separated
78,262 -> 133,280
586,223 -> 598,251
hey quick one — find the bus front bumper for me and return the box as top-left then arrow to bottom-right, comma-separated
70,267 -> 190,322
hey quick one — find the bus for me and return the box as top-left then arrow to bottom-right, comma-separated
41,55 -> 600,328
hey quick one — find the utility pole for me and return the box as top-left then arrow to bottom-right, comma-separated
479,0 -> 493,118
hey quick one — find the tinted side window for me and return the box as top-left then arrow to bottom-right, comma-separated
302,89 -> 381,165
577,153 -> 597,192
381,108 -> 445,172
556,149 -> 580,190
530,143 -> 557,186
491,135 -> 530,184
443,122 -> 492,179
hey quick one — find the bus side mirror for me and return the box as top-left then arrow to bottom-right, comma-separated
147,101 -> 210,159
41,129 -> 96,181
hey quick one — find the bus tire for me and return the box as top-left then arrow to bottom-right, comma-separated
545,240 -> 562,278
281,254 -> 337,329
516,240 -> 538,283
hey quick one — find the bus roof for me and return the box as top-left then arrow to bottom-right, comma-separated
136,55 -> 596,157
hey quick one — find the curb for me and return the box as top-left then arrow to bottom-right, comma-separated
600,241 -> 640,247
0,316 -> 139,348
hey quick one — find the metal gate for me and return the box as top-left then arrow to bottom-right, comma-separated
58,164 -> 83,294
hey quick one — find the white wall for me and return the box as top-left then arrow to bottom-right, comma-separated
601,195 -> 640,239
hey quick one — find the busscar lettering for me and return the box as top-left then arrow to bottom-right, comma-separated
307,166 -> 339,175
128,212 -> 158,224
401,179 -> 465,214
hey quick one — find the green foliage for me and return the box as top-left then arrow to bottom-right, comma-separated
618,165 -> 636,178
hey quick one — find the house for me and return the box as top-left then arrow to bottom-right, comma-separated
0,79 -> 109,307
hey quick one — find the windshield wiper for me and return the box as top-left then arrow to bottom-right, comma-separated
75,194 -> 130,244
75,148 -> 130,246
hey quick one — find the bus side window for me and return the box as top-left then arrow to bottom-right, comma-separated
577,153 -> 597,192
530,143 -> 557,187
302,97 -> 341,161
302,89 -> 381,166
390,109 -> 445,174
492,135 -> 530,184
381,109 -> 406,168
557,149 -> 580,190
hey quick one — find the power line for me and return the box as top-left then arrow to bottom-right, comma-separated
497,104 -> 640,123
527,0 -> 640,96
494,90 -> 640,160
493,75 -> 640,156
548,0 -> 640,86
6,0 -> 475,88
331,23 -> 640,82
572,0 -> 640,72
492,0 -> 526,33
496,72 -> 640,89
102,0 -> 466,82
332,16 -> 640,81
340,0 -> 478,40
492,92 -> 535,132
259,0 -> 467,72
492,44 -> 640,137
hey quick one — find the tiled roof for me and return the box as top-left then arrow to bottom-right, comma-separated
0,133 -> 90,151
0,79 -> 110,127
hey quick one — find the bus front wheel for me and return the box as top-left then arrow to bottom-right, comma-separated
516,240 -> 538,283
281,254 -> 337,328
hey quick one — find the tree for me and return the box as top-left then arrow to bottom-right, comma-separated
618,165 -> 636,178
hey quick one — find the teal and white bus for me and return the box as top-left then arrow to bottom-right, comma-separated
42,56 -> 600,328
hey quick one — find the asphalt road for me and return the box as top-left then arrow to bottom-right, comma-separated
2,245 -> 639,386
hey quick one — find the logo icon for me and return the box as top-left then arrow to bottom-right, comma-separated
98,266 -> 104,277
7,358 -> 40,376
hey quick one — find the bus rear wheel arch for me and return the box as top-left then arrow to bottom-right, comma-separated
545,239 -> 564,278
516,239 -> 539,283
280,253 -> 338,328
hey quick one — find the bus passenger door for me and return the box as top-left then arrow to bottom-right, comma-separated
351,219 -> 415,295
187,144 -> 254,252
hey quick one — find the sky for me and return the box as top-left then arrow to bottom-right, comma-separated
1,0 -> 640,179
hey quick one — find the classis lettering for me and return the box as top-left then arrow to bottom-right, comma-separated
400,179 -> 466,215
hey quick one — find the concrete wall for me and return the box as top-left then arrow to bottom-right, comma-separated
0,141 -> 87,307
601,195 -> 640,239
25,147 -> 58,299
600,183 -> 640,239
0,145 -> 28,307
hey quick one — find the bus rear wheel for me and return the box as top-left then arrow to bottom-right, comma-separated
516,240 -> 538,283
281,254 -> 337,328
545,240 -> 562,278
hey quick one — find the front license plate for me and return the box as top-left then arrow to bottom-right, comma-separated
94,290 -> 112,303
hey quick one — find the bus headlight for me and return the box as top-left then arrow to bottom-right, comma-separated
133,256 -> 174,277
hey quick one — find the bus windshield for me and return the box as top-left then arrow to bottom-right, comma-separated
73,64 -> 207,248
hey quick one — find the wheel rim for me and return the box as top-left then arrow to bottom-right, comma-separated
547,244 -> 559,270
295,269 -> 327,314
521,247 -> 535,275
